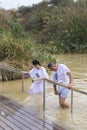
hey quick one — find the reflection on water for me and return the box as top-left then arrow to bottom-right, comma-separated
0,54 -> 87,130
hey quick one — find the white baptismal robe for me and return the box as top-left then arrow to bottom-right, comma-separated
28,67 -> 48,94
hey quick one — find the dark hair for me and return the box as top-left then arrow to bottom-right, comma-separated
32,60 -> 41,66
48,62 -> 56,68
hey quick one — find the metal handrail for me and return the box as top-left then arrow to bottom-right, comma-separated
45,78 -> 87,95
0,63 -> 22,74
33,77 -> 87,95
22,77 -> 87,118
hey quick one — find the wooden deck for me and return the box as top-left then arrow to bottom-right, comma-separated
0,95 -> 66,130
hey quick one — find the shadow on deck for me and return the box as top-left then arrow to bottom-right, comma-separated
0,95 -> 66,130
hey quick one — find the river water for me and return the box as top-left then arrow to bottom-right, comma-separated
0,54 -> 87,130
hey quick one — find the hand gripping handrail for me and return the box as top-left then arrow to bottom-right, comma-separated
33,78 -> 87,95
22,77 -> 87,118
32,78 -> 87,117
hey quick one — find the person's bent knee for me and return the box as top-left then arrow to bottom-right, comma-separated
60,102 -> 70,108
59,97 -> 70,108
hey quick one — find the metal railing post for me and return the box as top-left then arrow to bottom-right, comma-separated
22,73 -> 24,92
32,78 -> 87,117
43,79 -> 45,118
71,89 -> 73,113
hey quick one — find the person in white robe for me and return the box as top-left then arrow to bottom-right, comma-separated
27,60 -> 49,94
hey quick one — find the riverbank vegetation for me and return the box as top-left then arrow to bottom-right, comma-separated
0,0 -> 87,70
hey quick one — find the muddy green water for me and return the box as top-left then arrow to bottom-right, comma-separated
0,54 -> 87,130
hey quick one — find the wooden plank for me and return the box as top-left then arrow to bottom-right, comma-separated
0,102 -> 46,130
0,97 -> 63,130
0,115 -> 22,130
0,98 -> 49,130
0,95 -> 66,130
6,116 -> 31,130
0,119 -> 13,130
0,126 -> 5,130
0,106 -> 30,130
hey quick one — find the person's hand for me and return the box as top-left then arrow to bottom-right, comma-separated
22,71 -> 28,77
54,90 -> 58,95
22,71 -> 28,73
68,83 -> 73,89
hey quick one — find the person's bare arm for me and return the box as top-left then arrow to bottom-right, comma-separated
53,84 -> 58,95
22,71 -> 29,78
67,71 -> 73,89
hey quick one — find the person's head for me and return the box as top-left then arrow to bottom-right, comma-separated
48,62 -> 57,71
32,60 -> 41,69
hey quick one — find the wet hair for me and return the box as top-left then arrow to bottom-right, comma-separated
48,62 -> 56,68
32,60 -> 41,66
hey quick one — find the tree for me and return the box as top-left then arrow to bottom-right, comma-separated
49,0 -> 73,6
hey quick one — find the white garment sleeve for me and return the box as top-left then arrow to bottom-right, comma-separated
41,67 -> 49,78
52,72 -> 55,81
29,68 -> 35,78
62,64 -> 70,74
